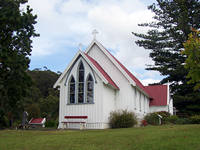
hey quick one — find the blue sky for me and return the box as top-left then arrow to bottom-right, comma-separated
27,0 -> 162,85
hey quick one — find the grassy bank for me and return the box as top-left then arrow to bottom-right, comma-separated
0,125 -> 200,150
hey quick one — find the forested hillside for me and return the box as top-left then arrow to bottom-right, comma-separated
0,68 -> 60,128
26,68 -> 60,120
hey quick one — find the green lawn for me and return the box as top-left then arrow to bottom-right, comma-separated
0,125 -> 200,150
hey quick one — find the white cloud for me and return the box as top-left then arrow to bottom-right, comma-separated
141,78 -> 161,86
28,0 -> 153,56
28,0 -> 162,82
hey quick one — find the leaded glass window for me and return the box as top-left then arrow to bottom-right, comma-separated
86,74 -> 94,103
69,76 -> 75,104
78,62 -> 84,103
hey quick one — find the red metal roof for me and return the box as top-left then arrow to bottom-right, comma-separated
29,118 -> 45,124
145,85 -> 168,106
85,53 -> 119,90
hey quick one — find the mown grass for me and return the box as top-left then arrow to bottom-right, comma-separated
0,125 -> 200,150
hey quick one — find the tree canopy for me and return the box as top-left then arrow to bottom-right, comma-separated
182,29 -> 200,90
0,0 -> 39,125
25,69 -> 60,122
133,0 -> 200,115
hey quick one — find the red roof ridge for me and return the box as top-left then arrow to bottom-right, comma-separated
84,53 -> 119,90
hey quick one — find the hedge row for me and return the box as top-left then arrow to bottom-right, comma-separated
144,112 -> 200,125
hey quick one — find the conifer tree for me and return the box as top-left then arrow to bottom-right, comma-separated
133,0 -> 200,115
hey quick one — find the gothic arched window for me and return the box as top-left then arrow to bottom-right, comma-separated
86,74 -> 94,103
69,76 -> 75,104
78,61 -> 84,103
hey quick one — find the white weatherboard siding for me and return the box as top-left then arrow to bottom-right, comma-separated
102,84 -> 116,128
145,96 -> 150,114
135,88 -> 139,113
149,106 -> 168,113
169,99 -> 173,115
149,102 -> 173,115
58,83 -> 65,129
167,84 -> 173,115
88,44 -> 130,87
88,43 -> 149,119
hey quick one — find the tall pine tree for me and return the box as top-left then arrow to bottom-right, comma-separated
0,0 -> 39,125
133,0 -> 200,115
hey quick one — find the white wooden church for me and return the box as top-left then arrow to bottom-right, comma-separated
54,33 -> 173,129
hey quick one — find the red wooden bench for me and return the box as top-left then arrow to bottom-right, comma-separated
62,116 -> 88,129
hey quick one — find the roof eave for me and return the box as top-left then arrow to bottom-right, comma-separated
134,84 -> 150,98
108,83 -> 120,90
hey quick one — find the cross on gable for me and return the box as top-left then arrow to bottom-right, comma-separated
92,29 -> 98,39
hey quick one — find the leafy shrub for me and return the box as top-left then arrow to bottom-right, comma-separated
144,113 -> 160,125
156,111 -> 171,124
144,111 -> 171,125
45,119 -> 58,128
166,115 -> 179,124
190,115 -> 200,124
175,118 -> 191,124
166,115 -> 191,124
109,110 -> 137,128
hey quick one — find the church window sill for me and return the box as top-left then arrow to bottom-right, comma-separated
67,102 -> 94,105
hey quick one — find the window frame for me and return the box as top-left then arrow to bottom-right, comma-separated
68,75 -> 76,104
77,61 -> 85,103
86,73 -> 94,103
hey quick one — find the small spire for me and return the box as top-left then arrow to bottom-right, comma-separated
78,43 -> 83,50
92,29 -> 98,39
